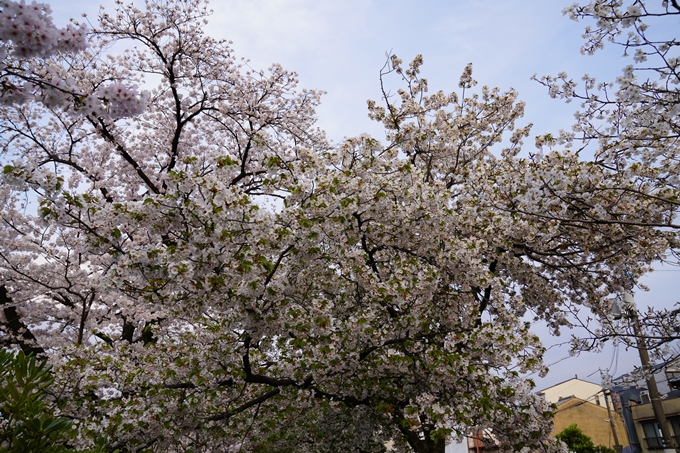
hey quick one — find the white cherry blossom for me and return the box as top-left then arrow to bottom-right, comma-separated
0,1 -> 678,453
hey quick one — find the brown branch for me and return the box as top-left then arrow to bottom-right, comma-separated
88,116 -> 161,195
206,388 -> 281,422
242,336 -> 296,386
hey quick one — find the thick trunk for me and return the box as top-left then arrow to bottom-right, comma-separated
0,286 -> 44,356
396,419 -> 446,453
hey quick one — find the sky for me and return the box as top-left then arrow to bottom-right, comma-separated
46,0 -> 680,390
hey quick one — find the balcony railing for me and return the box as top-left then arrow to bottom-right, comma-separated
644,436 -> 664,449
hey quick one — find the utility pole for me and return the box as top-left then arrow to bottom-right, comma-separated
600,369 -> 623,453
624,290 -> 676,453
603,387 -> 622,453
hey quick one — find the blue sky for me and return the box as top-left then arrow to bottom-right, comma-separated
47,0 -> 680,389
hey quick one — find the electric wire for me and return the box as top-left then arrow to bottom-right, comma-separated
525,354 -> 574,377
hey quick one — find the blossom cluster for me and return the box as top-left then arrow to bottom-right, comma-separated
0,0 -> 87,57
89,83 -> 149,118
0,0 -> 147,118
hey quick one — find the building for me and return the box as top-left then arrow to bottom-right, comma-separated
628,392 -> 680,453
553,396 -> 629,450
538,376 -> 628,450
610,361 -> 680,453
538,376 -> 605,406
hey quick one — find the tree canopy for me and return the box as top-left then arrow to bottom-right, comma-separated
0,0 -> 678,452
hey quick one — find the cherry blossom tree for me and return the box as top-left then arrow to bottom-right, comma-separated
0,1 -> 678,452
534,0 -> 680,367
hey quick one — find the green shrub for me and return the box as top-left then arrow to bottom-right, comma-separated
0,349 -> 77,452
555,423 -> 617,453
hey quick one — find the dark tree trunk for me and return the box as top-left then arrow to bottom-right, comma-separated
0,285 -> 45,356
396,417 -> 447,453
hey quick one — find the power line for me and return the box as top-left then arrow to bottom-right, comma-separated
525,354 -> 574,377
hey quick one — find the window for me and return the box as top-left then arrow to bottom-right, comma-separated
669,417 -> 680,448
641,420 -> 664,449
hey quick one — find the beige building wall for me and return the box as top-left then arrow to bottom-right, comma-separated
552,397 -> 629,449
539,378 -> 604,405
